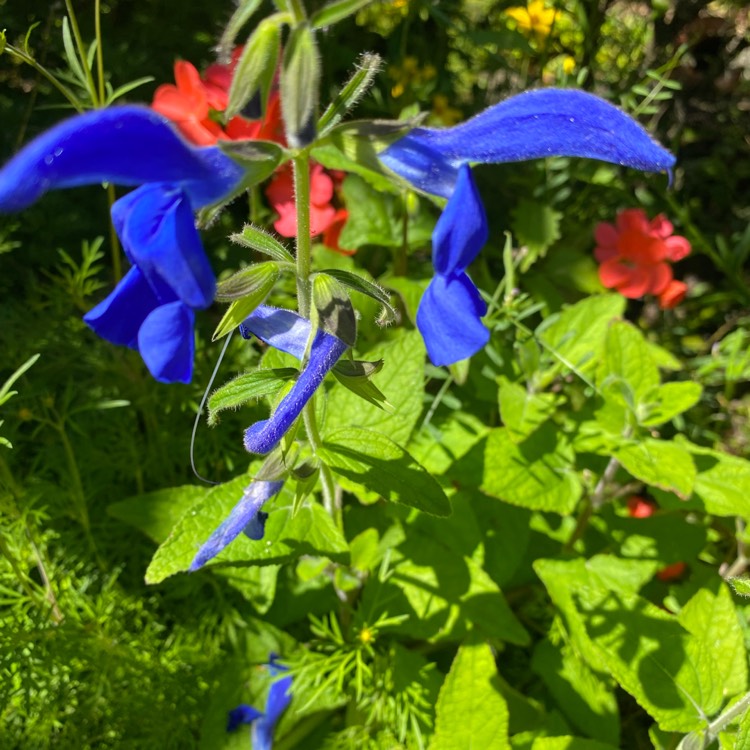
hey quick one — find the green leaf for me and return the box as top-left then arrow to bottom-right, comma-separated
332,361 -> 392,411
640,381 -> 702,426
321,268 -> 397,324
212,264 -> 280,340
311,0 -> 377,28
497,377 -> 558,441
319,426 -> 450,516
217,139 -> 285,188
318,52 -> 381,134
108,485 -> 207,543
598,320 -> 660,416
613,438 -> 696,499
677,581 -> 747,716
215,261 -> 281,302
532,638 -> 620,746
312,141 -> 395,193
106,75 -> 156,105
685,442 -> 750,517
62,16 -> 88,90
480,426 -> 582,514
535,556 -> 715,733
511,199 -> 562,272
409,412 -> 488,477
280,24 -> 320,147
311,274 -> 357,346
230,224 -> 294,263
207,368 -> 298,426
530,739 -> 619,750
325,328 -> 425,445
429,642 -> 510,750
145,478 -> 349,583
227,16 -> 282,119
537,295 -> 626,382
338,173 -> 434,250
729,578 -> 750,598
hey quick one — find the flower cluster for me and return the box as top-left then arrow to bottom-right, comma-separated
379,88 -> 676,366
595,208 -> 691,309
506,1 -> 558,41
0,106 -> 245,383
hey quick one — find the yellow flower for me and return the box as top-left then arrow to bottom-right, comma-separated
506,1 -> 557,40
432,94 -> 463,126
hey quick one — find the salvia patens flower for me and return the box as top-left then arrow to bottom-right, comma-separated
0,106 -> 245,382
227,656 -> 292,750
239,304 -> 349,455
189,477 -> 284,571
594,208 -> 690,309
379,88 -> 676,366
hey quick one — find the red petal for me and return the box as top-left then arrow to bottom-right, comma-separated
647,262 -> 673,295
664,235 -> 691,262
658,280 -> 687,309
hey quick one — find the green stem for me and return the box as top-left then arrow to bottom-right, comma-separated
94,0 -> 106,105
5,45 -> 83,111
288,0 -> 307,23
293,154 -> 312,318
64,0 -> 99,105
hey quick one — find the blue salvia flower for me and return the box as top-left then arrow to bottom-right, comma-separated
227,655 -> 293,750
239,304 -> 348,455
379,88 -> 677,366
0,106 -> 245,382
189,477 -> 284,571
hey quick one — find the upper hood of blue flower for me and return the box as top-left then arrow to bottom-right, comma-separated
380,88 -> 676,198
0,106 -> 245,212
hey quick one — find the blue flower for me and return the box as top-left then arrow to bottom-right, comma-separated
0,106 -> 245,382
189,477 -> 284,571
227,655 -> 292,750
239,304 -> 349,455
379,88 -> 676,366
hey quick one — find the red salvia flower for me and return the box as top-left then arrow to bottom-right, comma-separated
594,208 -> 690,308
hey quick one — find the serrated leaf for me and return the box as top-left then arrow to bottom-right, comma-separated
311,0 -> 376,28
480,425 -> 582,514
226,16 -> 282,120
207,368 -> 298,426
685,442 -> 750,517
613,438 -> 696,499
498,377 -> 558,441
729,578 -> 750,597
325,328 -> 424,445
212,264 -> 279,340
280,24 -> 319,147
146,477 -> 349,583
429,642 -> 510,750
319,426 -> 450,516
231,224 -> 294,263
322,267 -> 396,324
535,556 -> 705,733
640,381 -> 702,426
511,199 -> 562,271
318,52 -> 381,134
537,295 -> 626,383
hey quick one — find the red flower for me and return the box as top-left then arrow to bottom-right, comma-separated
323,209 -> 354,255
594,209 -> 690,308
627,495 -> 657,518
266,163 -> 338,239
656,561 -> 687,582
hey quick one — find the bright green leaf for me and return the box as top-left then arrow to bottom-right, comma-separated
212,264 -> 279,340
511,199 -> 562,272
319,426 -> 451,516
429,642 -> 510,750
640,381 -> 702,426
614,438 -> 696,499
230,224 -> 294,263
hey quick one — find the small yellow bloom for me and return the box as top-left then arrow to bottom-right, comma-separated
358,627 -> 375,644
562,55 -> 575,74
506,1 -> 557,40
432,94 -> 463,126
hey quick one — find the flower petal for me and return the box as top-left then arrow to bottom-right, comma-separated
381,89 -> 674,198
659,279 -> 687,309
112,184 -> 215,309
664,235 -> 691,262
138,301 -> 195,383
189,479 -> 285,571
0,106 -> 244,212
415,273 -> 490,366
244,328 -> 348,454
253,674 -> 292,750
83,266 -> 158,348
433,164 -> 488,275
240,304 -> 311,360
227,704 -> 264,732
